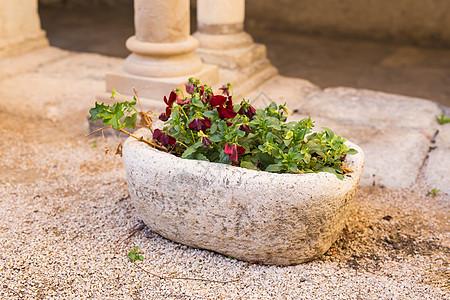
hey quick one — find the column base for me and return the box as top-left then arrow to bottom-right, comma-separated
0,31 -> 48,59
195,41 -> 278,99
103,63 -> 218,111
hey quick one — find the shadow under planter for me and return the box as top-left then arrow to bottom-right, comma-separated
123,128 -> 365,265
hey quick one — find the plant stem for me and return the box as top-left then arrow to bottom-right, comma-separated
117,129 -> 167,152
133,262 -> 244,284
179,106 -> 196,143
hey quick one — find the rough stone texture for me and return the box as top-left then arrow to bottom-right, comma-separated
245,0 -> 450,48
0,49 -> 121,122
197,0 -> 244,26
0,0 -> 48,58
245,75 -> 320,109
0,46 -> 70,80
289,115 -> 431,189
135,0 -> 189,43
425,123 -> 450,195
299,87 -> 443,137
122,129 -> 364,265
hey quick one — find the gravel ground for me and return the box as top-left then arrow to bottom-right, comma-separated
0,50 -> 449,299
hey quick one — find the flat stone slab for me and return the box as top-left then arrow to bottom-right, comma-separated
245,75 -> 320,109
299,87 -> 443,136
0,46 -> 71,80
425,123 -> 450,195
289,115 -> 431,189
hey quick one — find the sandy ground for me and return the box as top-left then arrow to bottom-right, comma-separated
0,50 -> 449,298
0,111 -> 448,299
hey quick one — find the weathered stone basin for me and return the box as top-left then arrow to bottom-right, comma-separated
123,128 -> 365,265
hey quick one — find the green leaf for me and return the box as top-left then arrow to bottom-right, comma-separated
267,117 -> 282,130
209,134 -> 223,143
194,153 -> 209,161
346,148 -> 358,155
265,164 -> 282,173
209,122 -> 218,134
322,127 -> 335,139
123,113 -> 137,129
88,102 -> 108,122
203,110 -> 218,119
265,132 -> 274,144
240,161 -> 255,170
181,142 -> 203,159
128,246 -> 143,262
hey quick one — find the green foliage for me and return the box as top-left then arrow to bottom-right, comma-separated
128,246 -> 144,262
157,78 -> 357,179
436,114 -> 450,125
89,90 -> 138,130
88,78 -> 358,179
427,188 -> 440,197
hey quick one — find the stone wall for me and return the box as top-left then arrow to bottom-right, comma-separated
244,0 -> 450,47
37,0 -> 450,47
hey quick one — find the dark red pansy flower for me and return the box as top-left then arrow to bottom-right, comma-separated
153,129 -> 176,147
210,95 -> 227,106
188,118 -> 212,131
219,84 -> 230,96
223,142 -> 246,162
185,82 -> 195,95
165,106 -> 172,117
202,118 -> 211,129
202,136 -> 212,148
245,105 -> 256,119
238,104 -> 256,120
218,104 -> 237,119
211,95 -> 236,119
223,142 -> 234,155
189,118 -> 203,131
177,97 -> 191,105
239,124 -> 252,133
162,91 -> 178,118
220,98 -> 237,119
164,91 -> 177,107
159,112 -> 169,121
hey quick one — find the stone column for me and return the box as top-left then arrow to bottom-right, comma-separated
194,0 -> 277,98
105,0 -> 218,105
0,0 -> 48,59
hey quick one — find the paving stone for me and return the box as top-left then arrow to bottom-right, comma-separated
245,75 -> 320,109
0,46 -> 70,80
0,52 -> 120,122
425,123 -> 450,195
289,114 -> 431,189
299,87 -> 443,137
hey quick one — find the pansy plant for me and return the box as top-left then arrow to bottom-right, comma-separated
89,78 -> 357,180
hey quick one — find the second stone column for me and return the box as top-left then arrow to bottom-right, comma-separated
194,0 -> 277,98
105,0 -> 218,106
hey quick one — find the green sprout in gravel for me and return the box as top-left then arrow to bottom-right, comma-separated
427,188 -> 440,197
128,246 -> 144,262
88,78 -> 358,180
436,114 -> 450,125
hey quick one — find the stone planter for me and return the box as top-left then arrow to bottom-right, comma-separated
123,128 -> 365,265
